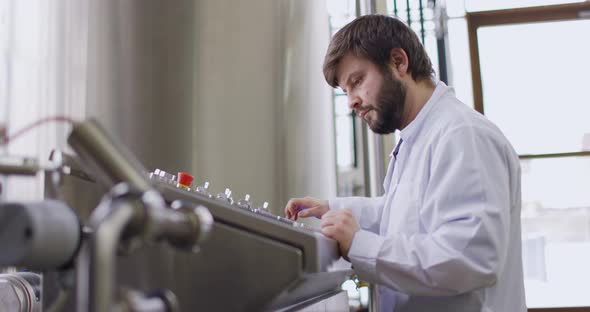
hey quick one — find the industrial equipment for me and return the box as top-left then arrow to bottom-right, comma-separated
0,119 -> 351,311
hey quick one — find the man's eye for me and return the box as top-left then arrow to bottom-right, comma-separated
353,77 -> 362,87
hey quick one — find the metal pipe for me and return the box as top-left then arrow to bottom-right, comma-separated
67,119 -> 152,193
0,200 -> 81,270
355,2 -> 384,311
365,133 -> 385,197
148,202 -> 212,250
357,0 -> 386,198
77,199 -> 138,312
0,156 -> 40,176
76,187 -> 211,312
432,0 -> 449,84
358,0 -> 376,15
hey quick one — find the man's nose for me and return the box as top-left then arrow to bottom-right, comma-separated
348,95 -> 360,110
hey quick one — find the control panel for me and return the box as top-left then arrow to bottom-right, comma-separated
149,169 -> 317,232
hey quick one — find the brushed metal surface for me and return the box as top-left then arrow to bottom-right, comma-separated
45,157 -> 351,311
84,0 -> 336,214
41,0 -> 346,309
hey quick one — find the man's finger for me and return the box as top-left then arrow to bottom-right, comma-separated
321,224 -> 336,238
322,210 -> 336,219
320,215 -> 338,228
297,206 -> 319,218
285,199 -> 301,219
285,197 -> 316,219
293,197 -> 318,208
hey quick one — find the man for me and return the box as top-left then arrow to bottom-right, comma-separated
285,15 -> 526,311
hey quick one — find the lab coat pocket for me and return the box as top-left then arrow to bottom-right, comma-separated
389,182 -> 420,234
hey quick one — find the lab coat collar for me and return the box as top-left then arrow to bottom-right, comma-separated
399,80 -> 450,144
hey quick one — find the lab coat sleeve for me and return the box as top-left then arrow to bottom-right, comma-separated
347,126 -> 513,296
329,196 -> 385,234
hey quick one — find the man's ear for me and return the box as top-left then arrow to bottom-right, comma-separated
389,48 -> 409,77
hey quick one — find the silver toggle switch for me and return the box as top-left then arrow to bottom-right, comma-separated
195,181 -> 212,198
236,194 -> 252,211
216,188 -> 233,204
155,169 -> 176,185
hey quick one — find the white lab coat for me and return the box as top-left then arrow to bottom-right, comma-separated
330,82 -> 527,312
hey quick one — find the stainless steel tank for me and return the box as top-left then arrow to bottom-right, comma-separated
85,0 -> 336,212
41,0 -> 344,311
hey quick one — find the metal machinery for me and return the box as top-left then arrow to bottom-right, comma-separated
1,0 -> 349,310
0,119 -> 351,311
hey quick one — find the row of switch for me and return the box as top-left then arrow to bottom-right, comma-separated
148,169 -> 312,231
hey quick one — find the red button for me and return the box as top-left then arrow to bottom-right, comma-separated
177,172 -> 194,187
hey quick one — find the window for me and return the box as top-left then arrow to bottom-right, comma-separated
327,0 -> 358,172
329,1 -> 590,310
467,2 -> 590,309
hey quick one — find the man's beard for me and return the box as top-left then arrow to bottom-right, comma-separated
368,69 -> 406,134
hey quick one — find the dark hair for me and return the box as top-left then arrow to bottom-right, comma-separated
323,14 -> 434,88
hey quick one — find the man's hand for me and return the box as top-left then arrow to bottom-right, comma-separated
284,196 -> 329,220
320,209 -> 360,259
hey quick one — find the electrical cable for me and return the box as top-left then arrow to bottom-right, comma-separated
0,116 -> 75,146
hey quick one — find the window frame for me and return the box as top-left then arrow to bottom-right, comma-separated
466,3 -> 590,311
467,2 -> 590,115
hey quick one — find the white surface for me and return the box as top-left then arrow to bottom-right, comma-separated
525,242 -> 590,308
